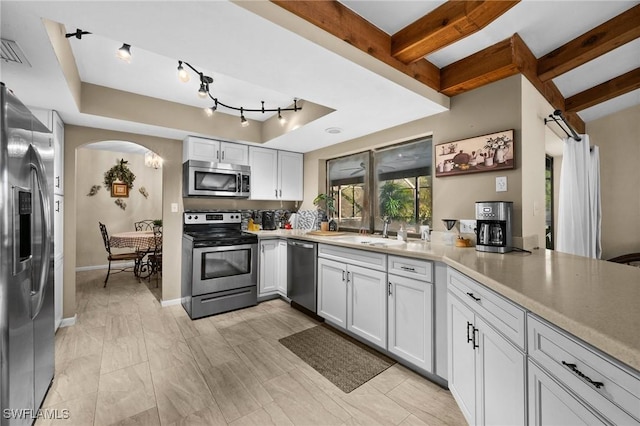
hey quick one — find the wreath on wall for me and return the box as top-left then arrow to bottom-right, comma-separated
104,158 -> 136,190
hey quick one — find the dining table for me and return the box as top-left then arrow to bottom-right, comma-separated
109,230 -> 158,252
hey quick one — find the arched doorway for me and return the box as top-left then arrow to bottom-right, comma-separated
75,140 -> 164,299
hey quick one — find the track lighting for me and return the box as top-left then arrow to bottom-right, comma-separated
65,29 -> 91,39
240,108 -> 249,127
176,60 -> 301,126
177,61 -> 190,82
117,43 -> 131,62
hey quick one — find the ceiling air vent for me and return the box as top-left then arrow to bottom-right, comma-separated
1,39 -> 31,67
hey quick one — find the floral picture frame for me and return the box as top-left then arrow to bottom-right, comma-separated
111,182 -> 129,197
435,130 -> 515,177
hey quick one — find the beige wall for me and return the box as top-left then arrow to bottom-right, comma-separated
303,75 -> 530,240
64,126 -> 183,318
76,148 -> 163,268
586,104 -> 640,259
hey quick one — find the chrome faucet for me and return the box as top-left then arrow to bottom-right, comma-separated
382,216 -> 391,238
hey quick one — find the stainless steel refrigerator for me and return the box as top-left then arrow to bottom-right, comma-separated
1,82 -> 55,425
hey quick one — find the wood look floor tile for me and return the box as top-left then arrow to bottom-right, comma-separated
104,312 -> 143,341
186,333 -> 241,372
141,311 -> 184,342
75,307 -> 108,329
44,354 -> 101,407
94,362 -> 156,426
398,414 -> 430,426
332,383 -> 410,425
190,316 -> 220,337
55,325 -> 105,365
245,315 -> 296,341
201,362 -> 262,423
208,310 -> 246,329
263,371 -> 348,426
367,364 -> 415,394
35,392 -> 97,426
234,338 -> 292,383
166,405 -> 227,426
387,378 -> 465,425
228,402 -> 294,426
152,361 -> 218,425
111,407 -> 161,426
145,334 -> 196,373
218,322 -> 262,347
100,334 -> 148,375
175,316 -> 200,340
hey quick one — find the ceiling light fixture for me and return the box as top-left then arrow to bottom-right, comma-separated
144,151 -> 162,169
117,43 -> 132,63
65,29 -> 91,39
176,60 -> 301,127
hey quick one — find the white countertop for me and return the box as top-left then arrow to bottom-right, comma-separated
251,230 -> 640,373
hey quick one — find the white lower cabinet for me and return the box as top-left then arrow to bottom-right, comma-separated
528,360 -> 607,425
448,292 -> 526,425
317,246 -> 387,349
388,273 -> 433,373
258,239 -> 287,297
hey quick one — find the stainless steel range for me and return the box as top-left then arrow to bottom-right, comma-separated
181,211 -> 258,319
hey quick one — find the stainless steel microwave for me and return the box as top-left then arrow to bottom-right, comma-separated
183,160 -> 250,198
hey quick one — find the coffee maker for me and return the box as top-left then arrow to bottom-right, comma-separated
261,211 -> 277,230
475,201 -> 513,253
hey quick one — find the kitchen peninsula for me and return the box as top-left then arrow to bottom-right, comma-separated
254,229 -> 640,424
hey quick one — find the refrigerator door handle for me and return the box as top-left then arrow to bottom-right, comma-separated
29,144 -> 52,320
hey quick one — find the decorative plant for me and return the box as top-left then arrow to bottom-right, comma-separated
379,181 -> 413,222
104,158 -> 136,191
313,193 -> 336,221
153,219 -> 163,227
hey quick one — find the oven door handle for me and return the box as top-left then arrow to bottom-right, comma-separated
193,243 -> 256,254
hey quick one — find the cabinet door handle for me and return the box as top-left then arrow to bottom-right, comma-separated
342,270 -> 346,282
561,361 -> 604,389
466,292 -> 481,302
279,189 -> 282,197
275,189 -> 278,197
216,150 -> 220,160
388,282 -> 392,296
472,327 -> 479,349
261,245 -> 264,253
55,176 -> 60,188
400,266 -> 416,272
466,321 -> 473,344
222,151 -> 225,160
346,271 -> 350,283
55,200 -> 60,212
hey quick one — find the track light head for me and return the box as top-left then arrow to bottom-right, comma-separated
198,82 -> 208,98
240,108 -> 249,127
177,61 -> 190,82
117,43 -> 131,62
65,29 -> 91,39
278,108 -> 286,125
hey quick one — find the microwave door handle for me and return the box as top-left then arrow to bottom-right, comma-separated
236,173 -> 241,192
28,145 -> 52,320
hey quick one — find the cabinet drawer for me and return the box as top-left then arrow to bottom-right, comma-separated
528,314 -> 640,424
318,244 -> 386,271
448,268 -> 526,350
388,256 -> 432,282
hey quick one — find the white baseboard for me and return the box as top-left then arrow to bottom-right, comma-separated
161,298 -> 181,307
59,315 -> 77,328
76,262 -> 135,272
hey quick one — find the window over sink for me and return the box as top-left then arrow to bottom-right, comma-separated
326,137 -> 432,235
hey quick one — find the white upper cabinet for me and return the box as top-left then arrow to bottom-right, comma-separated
183,136 -> 248,165
249,147 -> 303,201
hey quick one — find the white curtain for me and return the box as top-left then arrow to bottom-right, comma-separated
556,135 -> 602,258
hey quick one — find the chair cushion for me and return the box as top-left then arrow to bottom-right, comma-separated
109,252 -> 140,261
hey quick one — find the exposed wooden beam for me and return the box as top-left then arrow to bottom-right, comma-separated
440,35 -> 520,97
391,0 -> 519,64
566,68 -> 640,113
271,0 -> 440,90
537,4 -> 640,81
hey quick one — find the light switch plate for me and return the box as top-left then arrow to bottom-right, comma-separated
496,176 -> 507,192
171,203 -> 178,213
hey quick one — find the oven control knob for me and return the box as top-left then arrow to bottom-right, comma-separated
188,215 -> 192,220
195,216 -> 199,220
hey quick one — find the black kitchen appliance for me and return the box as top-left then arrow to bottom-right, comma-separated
181,211 -> 258,319
475,201 -> 513,253
261,211 -> 277,230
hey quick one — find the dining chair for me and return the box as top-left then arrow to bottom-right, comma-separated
147,225 -> 163,286
134,219 -> 156,231
99,222 -> 143,287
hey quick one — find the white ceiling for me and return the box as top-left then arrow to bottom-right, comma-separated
1,1 -> 638,154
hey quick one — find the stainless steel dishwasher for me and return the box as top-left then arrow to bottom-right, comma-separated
287,240 -> 317,313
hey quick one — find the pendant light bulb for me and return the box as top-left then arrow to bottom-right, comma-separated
177,62 -> 190,83
204,103 -> 217,117
240,108 -> 249,127
198,82 -> 208,98
117,43 -> 131,62
278,108 -> 286,125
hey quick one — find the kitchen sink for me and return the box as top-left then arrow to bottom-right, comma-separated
333,235 -> 407,247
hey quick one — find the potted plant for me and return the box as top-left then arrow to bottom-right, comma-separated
313,193 -> 335,231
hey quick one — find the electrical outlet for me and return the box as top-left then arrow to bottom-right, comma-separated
496,176 -> 507,192
460,219 -> 476,234
171,203 -> 178,213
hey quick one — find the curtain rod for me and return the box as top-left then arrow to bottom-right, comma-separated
544,110 -> 582,141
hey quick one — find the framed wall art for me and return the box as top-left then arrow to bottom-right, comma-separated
111,182 -> 129,197
435,130 -> 514,177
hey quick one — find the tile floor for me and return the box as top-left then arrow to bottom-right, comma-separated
40,270 -> 466,425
